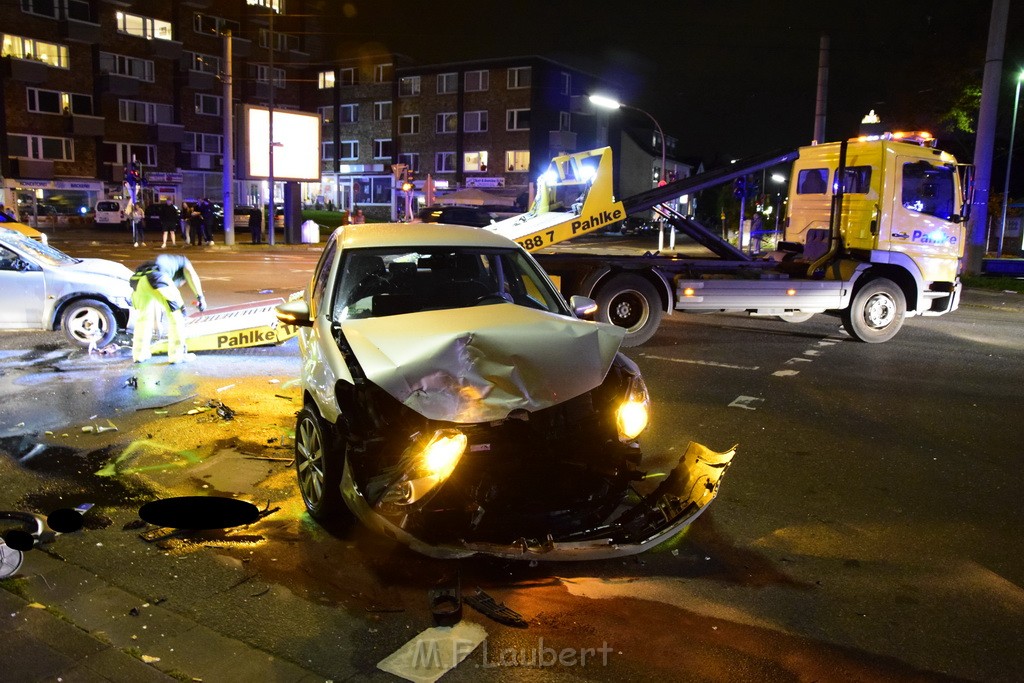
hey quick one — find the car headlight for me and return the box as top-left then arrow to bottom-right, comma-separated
379,429 -> 467,508
616,374 -> 650,442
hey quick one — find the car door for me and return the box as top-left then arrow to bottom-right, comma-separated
0,246 -> 46,328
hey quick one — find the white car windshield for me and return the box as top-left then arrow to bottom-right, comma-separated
332,246 -> 567,320
0,230 -> 78,266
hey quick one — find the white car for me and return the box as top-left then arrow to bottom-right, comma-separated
0,227 -> 133,348
277,223 -> 734,560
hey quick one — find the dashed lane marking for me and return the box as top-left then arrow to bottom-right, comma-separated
643,355 -> 760,371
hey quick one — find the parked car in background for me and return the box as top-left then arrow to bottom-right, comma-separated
0,227 -> 133,347
0,210 -> 47,243
93,200 -> 128,227
275,222 -> 735,560
413,204 -> 520,228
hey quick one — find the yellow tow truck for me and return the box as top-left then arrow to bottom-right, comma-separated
486,132 -> 970,345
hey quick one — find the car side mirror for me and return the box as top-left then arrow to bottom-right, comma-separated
276,299 -> 312,327
570,295 -> 598,320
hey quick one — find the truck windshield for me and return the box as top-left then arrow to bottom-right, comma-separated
902,162 -> 955,220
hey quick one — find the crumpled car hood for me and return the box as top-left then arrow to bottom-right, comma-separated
341,304 -> 626,423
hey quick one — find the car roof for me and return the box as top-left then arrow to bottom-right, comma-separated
335,222 -> 519,251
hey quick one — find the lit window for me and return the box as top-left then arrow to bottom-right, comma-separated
318,70 -> 335,89
464,151 -> 488,173
116,12 -> 173,41
505,150 -> 530,172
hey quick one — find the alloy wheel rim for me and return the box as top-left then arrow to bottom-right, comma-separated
296,417 -> 324,507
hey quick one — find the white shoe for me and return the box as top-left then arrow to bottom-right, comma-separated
133,242 -> 139,247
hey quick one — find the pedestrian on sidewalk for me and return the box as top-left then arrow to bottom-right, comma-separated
128,203 -> 145,247
180,201 -> 191,246
159,198 -> 179,249
248,206 -> 263,244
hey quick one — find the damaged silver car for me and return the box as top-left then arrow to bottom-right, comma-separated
277,223 -> 734,560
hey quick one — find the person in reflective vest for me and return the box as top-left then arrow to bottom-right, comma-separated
130,254 -> 206,363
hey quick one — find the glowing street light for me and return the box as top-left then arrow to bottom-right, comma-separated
588,94 -> 667,184
998,70 -> 1024,256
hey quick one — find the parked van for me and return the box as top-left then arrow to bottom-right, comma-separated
94,199 -> 128,227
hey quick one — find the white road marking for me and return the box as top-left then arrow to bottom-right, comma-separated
784,357 -> 812,365
644,355 -> 759,371
729,395 -> 764,410
803,349 -> 821,356
772,370 -> 800,377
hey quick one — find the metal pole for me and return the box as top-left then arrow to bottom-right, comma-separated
998,73 -> 1022,256
813,35 -> 829,144
267,8 -> 276,246
222,30 -> 235,245
965,0 -> 1010,274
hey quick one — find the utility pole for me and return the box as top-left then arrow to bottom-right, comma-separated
966,0 -> 1010,274
267,7 -> 276,246
222,30 -> 235,245
812,35 -> 829,145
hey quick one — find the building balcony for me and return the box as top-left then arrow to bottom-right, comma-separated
185,69 -> 217,91
2,56 -> 49,85
11,159 -> 55,179
98,73 -> 140,96
548,130 -> 578,151
149,38 -> 184,61
60,17 -> 101,44
67,114 -> 105,137
152,123 -> 185,144
181,151 -> 225,171
232,36 -> 252,59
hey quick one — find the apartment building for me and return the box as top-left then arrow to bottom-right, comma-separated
2,1 -> 675,224
1,0 -> 306,219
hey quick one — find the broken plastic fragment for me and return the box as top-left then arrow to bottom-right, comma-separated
81,426 -> 95,433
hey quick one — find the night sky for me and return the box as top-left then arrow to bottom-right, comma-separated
332,0 -> 1024,168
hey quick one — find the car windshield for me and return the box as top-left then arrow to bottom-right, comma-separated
0,230 -> 77,266
332,246 -> 567,320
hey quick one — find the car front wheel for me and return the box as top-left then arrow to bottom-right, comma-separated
61,299 -> 117,348
295,405 -> 345,520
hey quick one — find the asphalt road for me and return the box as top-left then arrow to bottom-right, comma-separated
1,234 -> 1022,682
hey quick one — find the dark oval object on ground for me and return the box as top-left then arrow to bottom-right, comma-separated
2,529 -> 35,552
47,508 -> 84,533
138,497 -> 260,530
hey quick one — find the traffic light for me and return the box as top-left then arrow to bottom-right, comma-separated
733,176 -> 746,199
402,169 -> 414,193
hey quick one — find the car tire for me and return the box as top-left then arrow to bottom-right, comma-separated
61,299 -> 118,348
295,404 -> 346,521
595,273 -> 663,347
841,277 -> 906,343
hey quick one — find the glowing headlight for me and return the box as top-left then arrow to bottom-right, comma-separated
420,430 -> 467,480
616,375 -> 650,442
379,429 -> 467,509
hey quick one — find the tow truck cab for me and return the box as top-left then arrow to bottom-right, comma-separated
786,132 -> 967,285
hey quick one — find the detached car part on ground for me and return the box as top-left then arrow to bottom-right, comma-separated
0,227 -> 132,348
277,223 -> 735,560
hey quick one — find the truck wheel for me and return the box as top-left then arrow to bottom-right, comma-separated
61,299 -> 117,348
841,278 -> 906,343
595,273 -> 663,347
295,405 -> 347,521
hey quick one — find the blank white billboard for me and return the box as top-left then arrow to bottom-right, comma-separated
244,105 -> 320,181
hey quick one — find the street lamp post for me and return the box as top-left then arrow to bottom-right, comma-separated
998,70 -> 1024,256
589,94 -> 668,249
588,94 -> 666,184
